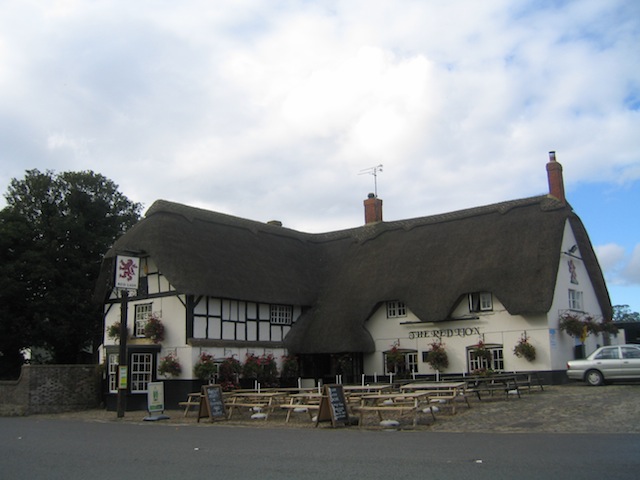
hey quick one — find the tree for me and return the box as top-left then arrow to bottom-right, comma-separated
0,169 -> 142,378
613,305 -> 640,323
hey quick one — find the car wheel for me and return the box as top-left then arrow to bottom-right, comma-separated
585,369 -> 604,386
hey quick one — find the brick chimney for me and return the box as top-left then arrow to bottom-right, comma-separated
546,151 -> 566,205
364,193 -> 383,224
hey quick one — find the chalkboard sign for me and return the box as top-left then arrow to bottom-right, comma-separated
197,385 -> 226,422
315,384 -> 350,427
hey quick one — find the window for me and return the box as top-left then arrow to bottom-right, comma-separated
467,345 -> 504,373
384,350 -> 417,375
108,354 -> 119,393
130,353 -> 153,392
568,290 -> 583,311
386,301 -> 407,318
270,305 -> 292,325
622,347 -> 640,359
134,303 -> 153,337
594,347 -> 619,360
469,292 -> 492,312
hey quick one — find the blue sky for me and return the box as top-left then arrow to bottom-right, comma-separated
0,0 -> 638,313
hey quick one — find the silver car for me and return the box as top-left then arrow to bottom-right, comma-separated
566,344 -> 640,386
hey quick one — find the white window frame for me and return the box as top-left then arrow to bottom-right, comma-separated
270,304 -> 292,325
386,301 -> 407,318
383,350 -> 417,375
134,303 -> 153,337
469,292 -> 493,312
568,289 -> 583,311
130,353 -> 153,392
467,345 -> 504,373
107,353 -> 119,393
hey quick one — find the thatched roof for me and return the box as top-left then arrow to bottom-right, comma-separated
96,195 -> 612,354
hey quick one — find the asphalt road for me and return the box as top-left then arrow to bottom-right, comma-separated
1,416 -> 639,480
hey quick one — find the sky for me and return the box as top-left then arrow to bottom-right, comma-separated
0,0 -> 638,313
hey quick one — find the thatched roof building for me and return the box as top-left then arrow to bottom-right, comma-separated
97,184 -> 611,355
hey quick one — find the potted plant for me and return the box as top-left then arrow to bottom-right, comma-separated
158,352 -> 182,378
513,334 -> 536,362
281,355 -> 299,379
558,312 -> 586,338
193,352 -> 217,382
426,341 -> 449,371
144,312 -> 165,343
218,356 -> 241,391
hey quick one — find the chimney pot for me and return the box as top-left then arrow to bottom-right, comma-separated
363,194 -> 383,224
546,151 -> 566,205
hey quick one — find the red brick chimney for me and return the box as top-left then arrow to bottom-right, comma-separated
546,151 -> 566,205
364,193 -> 383,224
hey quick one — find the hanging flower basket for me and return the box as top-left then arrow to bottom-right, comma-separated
144,313 -> 165,343
558,313 -> 584,338
193,352 -> 217,381
513,334 -> 536,362
472,341 -> 493,362
426,341 -> 449,371
107,322 -> 127,342
158,352 -> 182,378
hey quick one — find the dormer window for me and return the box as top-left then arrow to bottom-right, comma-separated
469,292 -> 492,312
386,301 -> 407,318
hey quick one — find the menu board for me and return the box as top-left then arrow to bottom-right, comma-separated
315,384 -> 350,427
198,385 -> 226,422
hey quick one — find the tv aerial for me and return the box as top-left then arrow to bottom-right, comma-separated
358,164 -> 383,197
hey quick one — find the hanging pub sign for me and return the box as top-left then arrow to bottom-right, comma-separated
115,255 -> 140,290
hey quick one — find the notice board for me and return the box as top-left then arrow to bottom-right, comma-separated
315,384 -> 350,427
198,385 -> 226,422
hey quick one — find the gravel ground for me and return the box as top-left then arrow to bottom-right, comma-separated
31,383 -> 640,433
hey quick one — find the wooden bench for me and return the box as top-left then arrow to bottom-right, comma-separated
418,389 -> 471,414
280,404 -> 320,423
226,402 -> 270,420
351,403 -> 435,427
466,376 -> 521,400
179,393 -> 202,417
512,373 -> 545,393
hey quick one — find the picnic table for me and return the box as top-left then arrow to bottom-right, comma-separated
465,374 -> 521,400
225,392 -> 282,420
352,391 -> 435,427
178,392 -> 202,417
400,381 -> 470,414
280,392 -> 322,423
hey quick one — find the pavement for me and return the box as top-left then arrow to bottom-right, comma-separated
32,383 -> 640,434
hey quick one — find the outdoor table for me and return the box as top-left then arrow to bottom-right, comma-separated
225,392 -> 282,420
399,382 -> 470,414
352,391 -> 435,427
280,392 -> 323,423
178,392 -> 202,417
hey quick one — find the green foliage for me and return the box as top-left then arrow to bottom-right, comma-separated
218,356 -> 241,390
426,341 -> 449,371
513,334 -> 536,362
158,352 -> 181,377
0,169 -> 141,376
193,352 -> 217,381
243,353 -> 278,386
144,313 -> 164,343
613,305 -> 640,323
559,312 -> 618,341
281,355 -> 299,378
